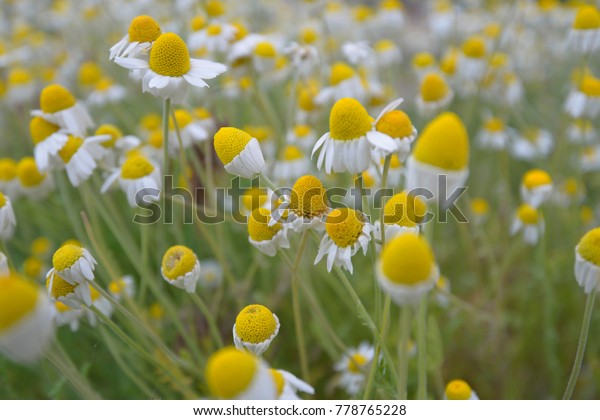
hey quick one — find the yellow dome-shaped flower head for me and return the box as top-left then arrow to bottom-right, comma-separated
39,84 -> 76,114
520,169 -> 553,207
575,227 -> 600,294
205,346 -> 276,399
213,127 -> 265,178
289,175 -> 329,220
160,245 -> 200,293
461,36 -> 486,58
573,6 -> 600,30
329,62 -> 356,86
328,98 -> 372,141
128,15 -> 161,43
376,233 -> 438,305
412,112 -> 469,170
445,379 -> 478,400
233,304 -> 280,355
149,33 -> 191,77
78,61 -> 102,87
29,116 -> 60,145
420,73 -> 449,103
325,208 -> 365,248
384,192 -> 428,228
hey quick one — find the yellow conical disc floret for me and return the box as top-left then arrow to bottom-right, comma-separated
52,244 -> 83,271
214,127 -> 252,165
58,135 -> 83,163
522,169 -> 552,189
580,75 -> 600,97
384,192 -> 428,227
149,33 -> 191,77
281,145 -> 303,161
16,157 -> 45,187
484,117 -> 504,132
141,113 -> 161,131
446,379 -> 472,400
517,204 -> 539,225
148,130 -> 163,148
121,155 -> 154,179
330,62 -> 355,85
412,52 -> 435,68
347,353 -> 367,373
462,36 -> 486,58
329,98 -> 372,140
420,73 -> 449,102
0,159 -> 17,181
471,198 -> 490,216
413,112 -> 469,170
325,208 -> 365,247
30,116 -> 60,145
128,15 -> 161,43
39,84 -> 76,114
161,245 -> 197,280
46,272 -> 75,299
290,175 -> 329,218
235,304 -> 277,344
577,227 -> 600,266
248,207 -> 281,242
0,274 -> 39,331
573,6 -> 600,30
376,110 -> 414,139
206,347 -> 258,399
169,109 -> 194,129
95,124 -> 123,148
270,369 -> 285,396
0,192 -> 5,208
254,41 -> 276,58
380,233 -> 435,285
8,67 -> 33,85
78,61 -> 102,86
206,0 -> 226,17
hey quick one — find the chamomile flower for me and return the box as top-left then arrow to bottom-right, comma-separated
510,127 -> 553,161
198,260 -> 223,289
374,191 -> 428,249
45,270 -> 91,308
0,192 -> 16,237
444,379 -> 479,400
313,98 -> 396,174
273,145 -> 310,183
581,145 -> 600,172
411,52 -> 436,80
375,0 -> 405,33
374,39 -> 402,67
429,0 -> 455,38
95,124 -> 140,161
372,106 -> 417,162
376,232 -> 439,306
251,39 -> 278,73
511,204 -> 544,245
213,127 -> 265,178
564,74 -> 600,118
233,304 -> 280,355
86,77 -> 127,106
56,134 -> 108,187
459,36 -> 487,81
108,275 -> 135,301
470,197 -> 490,224
315,208 -> 372,274
566,119 -> 598,144
335,342 -> 375,395
520,169 -> 553,207
248,207 -> 290,257
51,243 -> 96,286
189,22 -> 238,54
6,66 -> 36,105
274,175 -> 330,232
54,301 -> 84,332
406,112 -> 469,205
101,153 -> 162,207
270,369 -> 315,400
575,227 -> 600,294
477,116 -> 510,150
16,157 -> 53,201
0,273 -> 54,364
109,15 -> 161,60
115,32 -> 227,104
416,72 -> 454,116
286,124 -> 316,152
315,62 -> 365,104
29,116 -> 68,171
0,158 -> 19,198
567,5 -> 600,53
167,109 -> 208,154
31,84 -> 94,137
160,245 -> 201,293
206,346 -> 276,400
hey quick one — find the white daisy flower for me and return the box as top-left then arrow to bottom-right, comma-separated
0,192 -> 16,237
233,304 -> 280,356
101,153 -> 162,207
271,369 -> 315,400
415,72 -> 454,116
46,270 -> 92,308
16,157 -> 54,201
160,245 -> 201,293
51,244 -> 97,286
510,204 -> 544,246
109,15 -> 162,60
213,127 -> 265,178
29,116 -> 69,172
567,5 -> 600,53
248,207 -> 290,257
444,379 -> 479,400
520,169 -> 553,208
315,62 -> 366,105
55,134 -> 109,187
189,22 -> 238,54
575,228 -> 600,294
335,342 -> 376,396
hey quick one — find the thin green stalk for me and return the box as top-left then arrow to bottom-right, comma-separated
416,295 -> 429,399
44,345 -> 101,399
292,231 -> 311,381
189,292 -> 224,348
379,155 -> 392,246
363,294 -> 392,399
563,290 -> 597,400
398,305 -> 412,399
354,173 -> 363,212
162,98 -> 172,192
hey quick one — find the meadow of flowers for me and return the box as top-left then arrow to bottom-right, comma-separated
1,0 -> 600,401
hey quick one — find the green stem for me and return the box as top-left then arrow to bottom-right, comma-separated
416,295 -> 428,399
563,290 -> 597,400
379,155 -> 392,246
44,344 -> 101,399
363,294 -> 391,399
398,305 -> 411,399
162,98 -> 171,193
292,231 -> 311,381
189,292 -> 224,348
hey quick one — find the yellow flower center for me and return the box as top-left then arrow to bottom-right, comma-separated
0,191 -> 5,208
39,84 -> 76,114
161,245 -> 197,280
360,171 -> 376,188
412,52 -> 435,68
169,109 -> 194,129
420,73 -> 449,102
389,155 -> 402,169
0,158 -> 17,181
347,353 -> 368,373
294,124 -> 311,137
380,233 -> 435,285
55,301 -> 71,313
16,157 -> 46,187
95,77 -> 114,91
243,125 -> 270,143
384,192 -> 428,228
149,33 -> 191,77
8,67 -> 33,85
248,207 -> 281,242
381,0 -> 403,10
354,5 -> 373,21
330,62 -> 356,86
581,206 -> 594,225
575,119 -> 593,132
191,15 -> 206,32
24,257 -> 43,278
376,110 -> 413,139
235,304 -> 277,344
52,244 -> 84,271
149,302 -> 164,319
300,27 -> 318,44
46,272 -> 76,299
90,286 -> 101,301
30,116 -> 60,145
522,169 -> 552,189
58,135 -> 83,163
484,23 -> 502,38
270,369 -> 285,396
141,113 -> 161,131
109,278 -> 127,294
290,175 -> 329,218
462,36 -> 486,58
206,24 -> 222,36
254,41 -> 276,58
564,178 -> 579,196
194,107 -> 211,119
206,347 -> 258,399
577,227 -> 600,265
78,61 -> 102,86
374,39 -> 395,53
214,127 -> 252,165
446,379 -> 472,400
121,155 -> 155,179
95,124 -> 123,148
325,208 -> 365,247
440,50 -> 458,75
517,204 -> 539,225
0,274 -> 39,331
580,75 -> 600,97
413,112 -> 469,170
232,21 -> 248,41
239,76 -> 253,90
206,0 -> 226,17
298,82 -> 318,111
242,188 -> 269,212
128,15 -> 161,43
484,117 -> 504,132
573,6 -> 600,30
470,198 -> 489,215
148,130 -> 163,148
282,145 -> 304,161
329,98 -> 372,140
